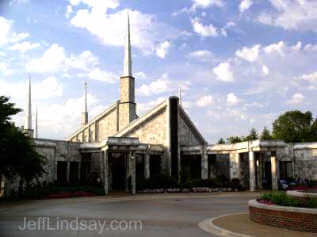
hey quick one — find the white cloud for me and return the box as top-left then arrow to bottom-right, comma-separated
65,5 -> 73,18
9,41 -> 40,53
0,17 -> 12,45
135,72 -> 147,80
192,0 -> 224,10
262,65 -> 269,75
0,62 -> 13,76
69,2 -> 180,56
0,77 -> 63,100
213,62 -> 234,82
26,44 -> 67,73
226,93 -> 240,106
156,41 -> 171,58
258,0 -> 317,32
196,95 -> 214,107
287,93 -> 304,105
137,76 -> 172,97
187,50 -> 215,62
191,18 -> 218,37
86,68 -> 117,83
239,0 -> 253,13
26,44 -> 115,82
263,41 -> 285,55
137,73 -> 190,97
235,44 -> 260,62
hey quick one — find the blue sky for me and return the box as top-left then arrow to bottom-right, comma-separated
0,0 -> 317,143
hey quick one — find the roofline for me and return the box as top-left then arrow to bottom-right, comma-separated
178,105 -> 207,145
67,100 -> 119,140
114,99 -> 168,137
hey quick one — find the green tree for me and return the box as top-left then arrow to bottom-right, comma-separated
260,127 -> 273,140
245,128 -> 258,141
0,96 -> 46,193
272,110 -> 317,142
217,138 -> 225,144
227,136 -> 243,144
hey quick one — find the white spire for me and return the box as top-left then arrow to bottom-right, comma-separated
179,88 -> 182,105
81,81 -> 88,126
84,81 -> 87,113
25,75 -> 32,130
123,12 -> 132,77
35,107 -> 38,138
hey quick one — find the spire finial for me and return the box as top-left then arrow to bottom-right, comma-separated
25,74 -> 32,130
123,11 -> 132,77
35,107 -> 38,138
179,88 -> 182,105
84,81 -> 87,113
81,81 -> 88,126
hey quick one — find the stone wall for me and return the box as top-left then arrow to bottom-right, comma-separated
124,107 -> 167,145
178,112 -> 201,146
249,200 -> 317,233
294,148 -> 317,182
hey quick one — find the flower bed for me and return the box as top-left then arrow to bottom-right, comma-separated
249,192 -> 317,233
249,199 -> 317,232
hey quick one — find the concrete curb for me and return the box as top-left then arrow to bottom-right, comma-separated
198,213 -> 252,237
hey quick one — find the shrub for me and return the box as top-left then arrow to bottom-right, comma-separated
141,174 -> 178,189
259,191 -> 317,208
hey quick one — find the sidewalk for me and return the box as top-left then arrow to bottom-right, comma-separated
210,213 -> 314,237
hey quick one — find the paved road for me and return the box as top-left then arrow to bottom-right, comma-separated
0,192 -> 258,237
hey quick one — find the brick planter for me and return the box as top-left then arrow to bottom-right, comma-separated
248,199 -> 317,233
287,190 -> 317,201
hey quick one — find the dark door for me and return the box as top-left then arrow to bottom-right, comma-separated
111,154 -> 127,191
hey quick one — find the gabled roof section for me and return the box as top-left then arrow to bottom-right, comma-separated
67,100 -> 119,140
178,105 -> 207,145
115,99 -> 167,137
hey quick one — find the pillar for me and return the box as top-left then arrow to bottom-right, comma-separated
229,152 -> 240,180
257,153 -> 263,189
128,152 -> 136,195
249,151 -> 256,192
144,152 -> 150,179
103,150 -> 109,195
66,161 -> 70,184
201,145 -> 208,180
271,153 -> 279,191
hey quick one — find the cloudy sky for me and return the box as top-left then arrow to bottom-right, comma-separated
0,0 -> 316,143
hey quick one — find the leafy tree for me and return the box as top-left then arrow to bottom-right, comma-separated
227,136 -> 243,144
217,138 -> 225,144
260,127 -> 273,140
272,110 -> 317,142
0,96 -> 46,194
245,128 -> 258,141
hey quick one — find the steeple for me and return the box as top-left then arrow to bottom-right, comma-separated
81,81 -> 88,126
179,88 -> 182,106
119,12 -> 137,130
24,75 -> 33,137
123,12 -> 132,77
35,107 -> 38,138
25,75 -> 32,130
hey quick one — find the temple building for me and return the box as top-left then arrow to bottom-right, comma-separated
5,16 -> 317,196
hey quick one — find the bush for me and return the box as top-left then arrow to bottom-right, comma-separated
140,174 -> 178,190
259,191 -> 317,208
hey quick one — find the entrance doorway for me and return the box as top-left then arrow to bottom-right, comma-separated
109,153 -> 127,192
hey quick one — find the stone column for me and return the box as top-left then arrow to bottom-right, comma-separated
103,150 -> 109,195
271,153 -> 279,191
201,145 -> 208,180
257,153 -> 263,189
249,151 -> 256,192
229,152 -> 240,180
66,161 -> 70,184
129,152 -> 136,195
144,152 -> 150,179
